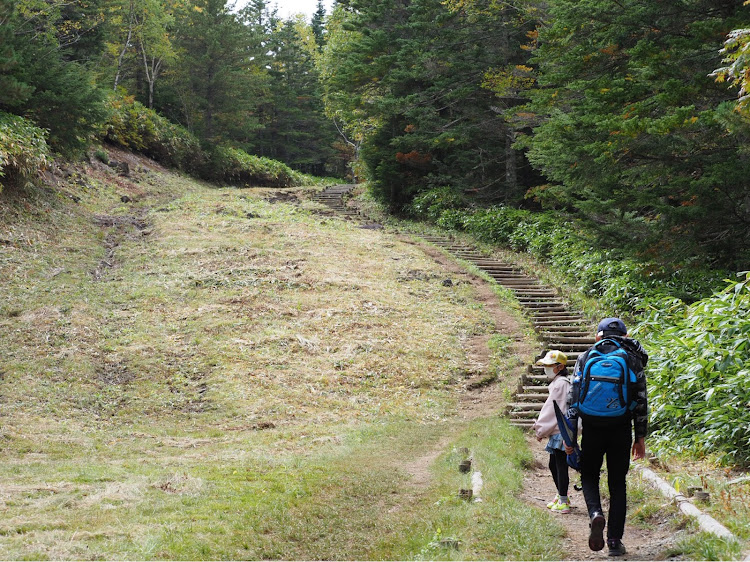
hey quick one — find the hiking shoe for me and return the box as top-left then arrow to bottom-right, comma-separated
550,501 -> 571,514
608,539 -> 627,557
546,495 -> 560,509
588,512 -> 606,551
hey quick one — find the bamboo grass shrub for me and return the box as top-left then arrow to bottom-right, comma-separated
635,274 -> 750,466
102,94 -> 206,174
102,95 -> 310,187
0,111 -> 51,189
206,146 -> 307,188
408,191 -> 728,315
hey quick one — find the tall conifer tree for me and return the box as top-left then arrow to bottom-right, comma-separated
311,0 -> 326,48
168,0 -> 266,143
522,0 -> 750,268
320,0 -> 537,209
0,0 -> 32,107
248,18 -> 338,175
4,0 -> 106,153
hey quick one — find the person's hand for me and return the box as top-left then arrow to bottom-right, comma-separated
536,435 -> 543,442
632,437 -> 646,460
564,444 -> 574,455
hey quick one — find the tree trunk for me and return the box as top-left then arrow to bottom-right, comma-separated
114,0 -> 135,90
505,128 -> 517,195
140,44 -> 163,109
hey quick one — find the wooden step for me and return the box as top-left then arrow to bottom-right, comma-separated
507,409 -> 541,419
537,328 -> 588,334
508,402 -> 543,411
509,420 -> 535,428
521,384 -> 550,391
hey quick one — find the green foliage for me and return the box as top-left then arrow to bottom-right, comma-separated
93,149 -> 109,164
205,145 -> 306,187
422,203 -> 728,314
637,275 -> 750,466
666,532 -> 743,561
164,0 -> 267,144
101,0 -> 176,107
0,111 -> 51,187
3,0 -> 108,155
20,58 -> 107,155
712,26 -> 750,114
246,18 -> 341,177
319,0 -> 539,211
408,186 -> 468,222
520,0 -> 750,271
0,0 -> 33,108
102,94 -> 206,173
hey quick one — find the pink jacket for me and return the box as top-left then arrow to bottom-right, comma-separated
533,375 -> 571,440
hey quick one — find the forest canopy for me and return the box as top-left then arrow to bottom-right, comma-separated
1,0 -> 749,270
317,0 -> 750,271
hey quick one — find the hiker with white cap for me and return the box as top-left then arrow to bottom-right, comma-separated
532,349 -> 573,514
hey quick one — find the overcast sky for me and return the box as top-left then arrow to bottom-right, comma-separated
271,0 -> 335,20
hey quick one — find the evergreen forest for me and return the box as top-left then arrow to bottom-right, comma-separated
3,0 -> 749,269
2,0 -> 750,467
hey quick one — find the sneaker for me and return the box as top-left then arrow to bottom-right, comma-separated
588,511 -> 606,551
608,539 -> 627,557
546,495 -> 560,509
550,501 -> 571,514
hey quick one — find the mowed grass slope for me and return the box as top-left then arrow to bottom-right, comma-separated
0,161 -> 560,560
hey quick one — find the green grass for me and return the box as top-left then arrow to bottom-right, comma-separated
405,419 -> 565,561
3,161 -> 745,560
0,159 -> 563,559
666,531 -> 744,560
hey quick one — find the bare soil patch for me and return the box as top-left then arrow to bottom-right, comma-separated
92,212 -> 152,280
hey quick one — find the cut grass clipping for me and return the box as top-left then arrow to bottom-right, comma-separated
0,164 -> 555,559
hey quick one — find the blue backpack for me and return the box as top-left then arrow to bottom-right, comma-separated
572,339 -> 637,419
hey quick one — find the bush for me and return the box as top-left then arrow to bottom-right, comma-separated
408,186 -> 467,221
0,111 -> 51,188
102,95 -> 309,187
424,204 -> 727,315
637,275 -> 750,466
205,146 -> 306,188
102,94 -> 205,174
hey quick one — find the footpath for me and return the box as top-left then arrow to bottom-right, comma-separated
313,184 -> 748,561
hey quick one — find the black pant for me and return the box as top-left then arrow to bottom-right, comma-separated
580,420 -> 632,540
549,449 -> 569,497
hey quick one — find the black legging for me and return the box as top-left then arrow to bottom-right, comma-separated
580,420 -> 632,541
549,448 -> 569,497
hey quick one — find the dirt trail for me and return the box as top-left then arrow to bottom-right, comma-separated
521,436 -> 680,560
408,236 -> 681,560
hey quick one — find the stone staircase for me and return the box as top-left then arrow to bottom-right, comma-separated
310,184 -> 360,218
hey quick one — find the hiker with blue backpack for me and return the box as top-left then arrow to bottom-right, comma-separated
532,350 -> 573,514
565,317 -> 648,557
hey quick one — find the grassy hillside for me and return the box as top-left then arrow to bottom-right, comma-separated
0,150 -> 570,559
